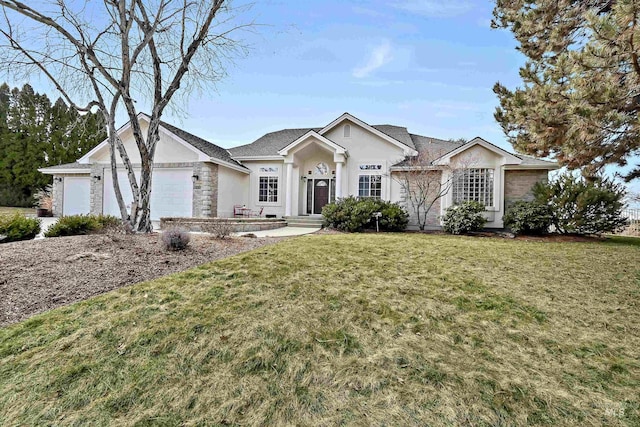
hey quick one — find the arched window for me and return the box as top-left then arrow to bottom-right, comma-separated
344,124 -> 351,138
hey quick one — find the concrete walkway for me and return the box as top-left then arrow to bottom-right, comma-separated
35,217 -> 59,239
234,226 -> 320,238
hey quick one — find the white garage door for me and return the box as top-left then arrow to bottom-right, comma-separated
103,168 -> 193,220
63,176 -> 91,216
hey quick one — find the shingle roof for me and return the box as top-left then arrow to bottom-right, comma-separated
371,125 -> 415,149
517,154 -> 558,167
228,124 -> 416,157
228,128 -> 320,157
392,135 -> 557,168
392,135 -> 463,167
160,120 -> 247,169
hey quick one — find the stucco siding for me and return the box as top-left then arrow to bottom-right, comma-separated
89,121 -> 200,164
242,161 -> 287,217
324,121 -> 406,201
217,166 -> 249,217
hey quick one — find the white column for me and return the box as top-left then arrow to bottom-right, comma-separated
335,161 -> 343,199
285,162 -> 293,217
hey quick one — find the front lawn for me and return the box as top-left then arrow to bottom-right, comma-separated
1,234 -> 638,425
0,206 -> 34,216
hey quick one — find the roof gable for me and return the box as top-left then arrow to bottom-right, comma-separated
433,137 -> 523,166
319,113 -> 417,155
277,130 -> 347,156
77,113 -> 248,172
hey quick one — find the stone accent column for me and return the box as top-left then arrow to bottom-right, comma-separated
90,164 -> 104,215
192,162 -> 219,217
52,175 -> 64,217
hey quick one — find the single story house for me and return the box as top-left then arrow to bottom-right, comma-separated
39,112 -> 557,228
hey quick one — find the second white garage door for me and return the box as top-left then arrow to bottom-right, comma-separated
63,176 -> 91,216
103,168 -> 193,220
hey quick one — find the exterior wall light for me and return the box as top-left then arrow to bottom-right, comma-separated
191,174 -> 199,183
92,175 -> 101,181
54,177 -> 63,182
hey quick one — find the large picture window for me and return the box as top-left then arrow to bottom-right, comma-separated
258,176 -> 278,203
358,175 -> 382,199
452,168 -> 494,207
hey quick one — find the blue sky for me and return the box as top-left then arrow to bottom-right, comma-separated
5,0 -> 639,198
184,0 -> 516,149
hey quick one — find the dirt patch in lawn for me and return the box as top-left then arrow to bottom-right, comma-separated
0,233 -> 281,327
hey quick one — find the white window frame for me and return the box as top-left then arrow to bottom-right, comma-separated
452,168 -> 494,208
358,174 -> 382,199
258,176 -> 279,203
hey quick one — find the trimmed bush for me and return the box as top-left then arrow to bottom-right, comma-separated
0,213 -> 41,243
442,201 -> 487,235
44,214 -> 122,237
503,201 -> 552,235
161,228 -> 190,251
533,174 -> 627,235
322,196 -> 409,232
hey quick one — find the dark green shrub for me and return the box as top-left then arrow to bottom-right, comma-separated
44,214 -> 122,237
322,196 -> 408,232
442,201 -> 487,235
377,200 -> 410,232
0,213 -> 41,243
44,215 -> 99,237
161,228 -> 190,251
94,214 -> 125,234
533,174 -> 627,235
503,201 -> 552,235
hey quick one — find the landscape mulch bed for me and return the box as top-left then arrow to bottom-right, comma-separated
0,234 -> 281,327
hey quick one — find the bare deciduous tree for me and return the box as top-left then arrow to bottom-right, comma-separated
0,0 -> 251,231
392,150 -> 475,231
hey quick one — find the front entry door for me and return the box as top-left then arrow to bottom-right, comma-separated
313,179 -> 329,214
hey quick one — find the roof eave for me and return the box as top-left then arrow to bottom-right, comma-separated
38,168 -> 90,175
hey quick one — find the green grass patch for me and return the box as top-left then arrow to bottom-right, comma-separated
1,233 -> 639,425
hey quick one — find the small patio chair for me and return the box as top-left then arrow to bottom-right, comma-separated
233,205 -> 244,217
250,207 -> 264,217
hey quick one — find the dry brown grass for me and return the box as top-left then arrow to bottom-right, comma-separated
0,206 -> 34,216
0,233 -> 639,425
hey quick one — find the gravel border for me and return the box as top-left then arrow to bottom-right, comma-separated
0,233 -> 281,327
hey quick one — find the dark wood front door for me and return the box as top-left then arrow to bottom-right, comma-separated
313,179 -> 329,214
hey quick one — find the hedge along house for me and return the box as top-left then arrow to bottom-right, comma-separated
39,112 -> 557,228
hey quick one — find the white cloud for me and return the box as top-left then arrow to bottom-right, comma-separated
391,0 -> 473,17
352,40 -> 393,78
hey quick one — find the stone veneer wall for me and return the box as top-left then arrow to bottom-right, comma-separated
192,162 -> 219,217
51,175 -> 65,217
504,170 -> 549,207
90,164 -> 104,215
393,170 -> 443,230
160,217 -> 286,232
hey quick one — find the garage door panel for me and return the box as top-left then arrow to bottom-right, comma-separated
63,177 -> 90,216
103,168 -> 193,220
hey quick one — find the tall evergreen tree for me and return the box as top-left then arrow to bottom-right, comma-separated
493,1 -> 640,181
0,83 -> 105,206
